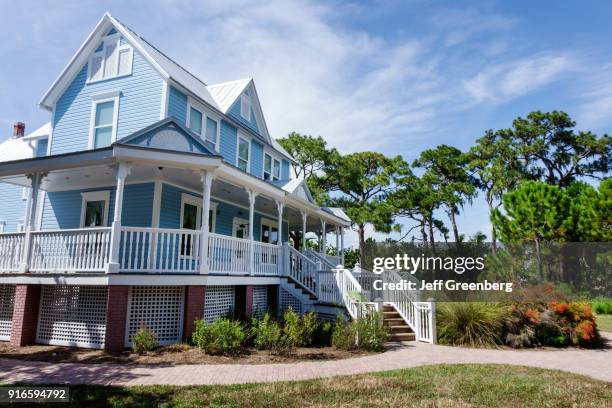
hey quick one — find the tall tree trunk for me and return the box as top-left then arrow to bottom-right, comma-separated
534,237 -> 544,282
486,197 -> 497,255
447,206 -> 460,243
420,220 -> 427,245
427,219 -> 437,257
358,223 -> 366,269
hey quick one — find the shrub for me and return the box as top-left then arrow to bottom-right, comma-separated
131,325 -> 158,354
591,299 -> 612,315
281,309 -> 317,348
437,302 -> 511,347
312,320 -> 334,347
251,313 -> 283,351
332,313 -> 388,352
192,318 -> 245,355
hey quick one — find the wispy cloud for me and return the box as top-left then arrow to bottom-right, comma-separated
463,54 -> 574,104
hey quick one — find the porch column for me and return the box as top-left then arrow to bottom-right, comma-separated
19,173 -> 42,272
340,227 -> 345,265
276,201 -> 284,245
248,189 -> 258,276
199,171 -> 214,275
335,226 -> 340,263
301,211 -> 307,251
320,219 -> 326,255
107,163 -> 131,273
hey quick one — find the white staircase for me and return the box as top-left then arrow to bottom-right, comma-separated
279,245 -> 436,343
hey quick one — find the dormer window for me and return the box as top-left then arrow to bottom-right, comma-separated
240,94 -> 251,121
273,159 -> 281,181
88,33 -> 133,83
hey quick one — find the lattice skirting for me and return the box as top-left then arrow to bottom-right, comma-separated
0,284 -> 15,341
36,285 -> 108,348
252,286 -> 268,319
204,286 -> 235,323
125,286 -> 185,347
280,288 -> 302,315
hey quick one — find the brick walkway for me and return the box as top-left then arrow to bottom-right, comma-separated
1,335 -> 610,385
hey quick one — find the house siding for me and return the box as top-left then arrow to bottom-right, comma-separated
41,183 -> 154,229
281,160 -> 290,180
51,46 -> 163,155
167,86 -> 187,124
228,99 -> 259,134
220,120 -> 237,166
0,184 -> 26,232
251,140 -> 264,178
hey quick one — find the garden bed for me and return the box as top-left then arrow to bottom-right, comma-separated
0,342 -> 371,365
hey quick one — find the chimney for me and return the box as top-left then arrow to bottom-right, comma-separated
12,122 -> 25,138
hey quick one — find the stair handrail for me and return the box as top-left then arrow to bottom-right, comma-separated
303,248 -> 335,270
332,266 -> 365,319
287,245 -> 319,297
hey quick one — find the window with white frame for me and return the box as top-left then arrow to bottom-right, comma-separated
205,117 -> 218,145
263,153 -> 272,181
88,33 -> 133,82
240,94 -> 251,120
89,93 -> 119,149
80,191 -> 110,228
188,107 -> 203,135
237,137 -> 250,172
260,218 -> 279,244
273,159 -> 281,181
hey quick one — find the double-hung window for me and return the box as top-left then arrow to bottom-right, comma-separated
187,103 -> 219,148
89,93 -> 119,149
88,34 -> 133,82
272,159 -> 281,181
237,137 -> 250,172
264,153 -> 272,181
80,191 -> 110,228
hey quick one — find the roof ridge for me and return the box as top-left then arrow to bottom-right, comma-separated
113,15 -> 209,88
207,78 -> 252,88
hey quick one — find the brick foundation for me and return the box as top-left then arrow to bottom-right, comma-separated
10,284 -> 41,347
183,285 -> 205,341
104,285 -> 129,352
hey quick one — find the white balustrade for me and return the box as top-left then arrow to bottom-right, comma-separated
252,241 -> 280,276
288,246 -> 318,296
29,228 -> 111,273
0,232 -> 25,272
317,270 -> 343,305
208,232 -> 251,275
119,227 -> 200,273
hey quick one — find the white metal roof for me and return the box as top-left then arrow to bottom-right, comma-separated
0,122 -> 51,162
206,78 -> 252,113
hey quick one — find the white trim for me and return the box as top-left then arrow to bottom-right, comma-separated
0,221 -> 5,233
88,94 -> 120,149
86,32 -> 133,84
263,152 -> 272,180
47,107 -> 55,156
160,80 -> 169,119
0,274 -> 281,286
236,134 -> 251,173
79,190 -> 111,228
272,158 -> 281,181
91,89 -> 121,100
179,192 -> 217,233
232,217 -> 249,238
151,180 -> 162,227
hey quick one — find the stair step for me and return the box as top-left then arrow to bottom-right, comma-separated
383,318 -> 405,324
388,332 -> 416,341
388,326 -> 412,333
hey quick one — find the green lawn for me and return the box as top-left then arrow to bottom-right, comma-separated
9,364 -> 611,407
596,314 -> 612,333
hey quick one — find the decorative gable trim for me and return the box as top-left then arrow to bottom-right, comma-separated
115,117 -> 218,155
39,12 -> 169,111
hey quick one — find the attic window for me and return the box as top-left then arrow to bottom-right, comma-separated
88,33 -> 133,82
240,94 -> 251,121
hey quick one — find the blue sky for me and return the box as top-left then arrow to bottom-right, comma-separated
0,0 -> 610,246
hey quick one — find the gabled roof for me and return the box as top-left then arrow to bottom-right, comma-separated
206,78 -> 252,113
272,178 -> 315,204
116,117 -> 217,156
22,122 -> 52,141
323,207 -> 352,223
39,12 -> 220,111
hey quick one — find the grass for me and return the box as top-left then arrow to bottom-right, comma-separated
596,314 -> 612,333
6,364 -> 611,407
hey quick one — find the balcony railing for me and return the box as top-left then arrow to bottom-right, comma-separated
0,227 -> 285,275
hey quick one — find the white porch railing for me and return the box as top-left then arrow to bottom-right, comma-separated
335,267 -> 364,319
208,232 -> 251,275
29,228 -> 111,273
317,270 -> 343,304
119,227 -> 201,273
0,232 -> 25,272
287,245 -> 318,296
253,241 -> 280,276
304,248 -> 339,270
